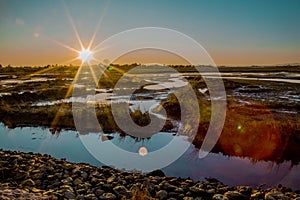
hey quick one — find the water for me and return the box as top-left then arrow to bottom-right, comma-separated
0,123 -> 299,190
1,68 -> 300,189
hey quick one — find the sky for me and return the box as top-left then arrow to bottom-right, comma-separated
0,0 -> 299,66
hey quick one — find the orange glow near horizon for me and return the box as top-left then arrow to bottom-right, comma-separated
2,48 -> 299,67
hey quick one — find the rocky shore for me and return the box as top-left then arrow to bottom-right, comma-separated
0,150 -> 299,200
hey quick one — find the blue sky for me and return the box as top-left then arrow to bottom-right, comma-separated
0,0 -> 299,66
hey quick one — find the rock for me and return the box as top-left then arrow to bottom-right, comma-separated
102,184 -> 113,190
113,185 -> 127,195
84,193 -> 97,200
217,186 -> 230,194
175,187 -> 184,193
76,188 -> 87,195
250,191 -> 264,199
147,169 -> 165,177
124,190 -> 133,199
224,191 -> 247,200
78,182 -> 92,190
235,186 -> 252,195
207,188 -> 216,194
130,184 -> 141,192
205,177 -> 222,183
64,191 -> 76,199
76,195 -> 85,200
21,179 -> 35,187
61,177 -> 73,185
156,190 -> 168,200
213,194 -> 229,200
99,192 -> 116,200
73,178 -> 83,185
189,186 -> 205,194
183,197 -> 193,200
81,171 -> 89,179
265,191 -> 290,200
160,181 -> 177,191
107,176 -> 115,183
90,177 -> 99,185
168,191 -> 181,198
94,188 -> 105,197
60,184 -> 74,192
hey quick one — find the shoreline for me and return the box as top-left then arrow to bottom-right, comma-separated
0,150 -> 299,200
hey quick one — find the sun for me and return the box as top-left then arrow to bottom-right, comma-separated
78,48 -> 93,64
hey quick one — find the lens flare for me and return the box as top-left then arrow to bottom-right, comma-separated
138,146 -> 148,156
79,49 -> 93,63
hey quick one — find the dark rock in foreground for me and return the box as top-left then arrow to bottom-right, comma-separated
0,150 -> 299,200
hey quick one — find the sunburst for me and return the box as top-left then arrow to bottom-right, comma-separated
50,1 -> 111,131
78,48 -> 94,64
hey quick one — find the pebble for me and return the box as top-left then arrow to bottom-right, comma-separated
224,191 -> 248,200
212,194 -> 229,200
99,192 -> 116,200
265,191 -> 290,200
156,189 -> 168,199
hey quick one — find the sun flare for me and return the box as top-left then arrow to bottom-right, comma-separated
78,48 -> 93,64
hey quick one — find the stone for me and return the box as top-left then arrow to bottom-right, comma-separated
21,179 -> 35,187
61,177 -> 73,185
156,190 -> 168,200
113,185 -> 127,195
95,188 -> 105,197
183,197 -> 194,200
224,191 -> 247,200
147,169 -> 165,177
168,191 -> 181,198
250,191 -> 264,199
236,186 -> 252,195
125,190 -> 133,199
107,176 -> 115,183
189,186 -> 205,194
99,192 -> 116,200
64,191 -> 76,199
175,187 -> 184,193
73,178 -> 83,185
205,177 -> 222,183
84,193 -> 97,200
213,194 -> 230,200
76,195 -> 85,200
162,182 -> 177,191
207,188 -> 216,194
265,191 -> 290,200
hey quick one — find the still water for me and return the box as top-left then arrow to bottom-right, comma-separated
1,123 -> 299,190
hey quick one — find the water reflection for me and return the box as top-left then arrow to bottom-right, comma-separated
0,123 -> 299,190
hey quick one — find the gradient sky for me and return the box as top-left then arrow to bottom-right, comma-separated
0,0 -> 299,66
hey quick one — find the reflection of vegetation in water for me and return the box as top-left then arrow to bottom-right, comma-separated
219,104 -> 281,161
